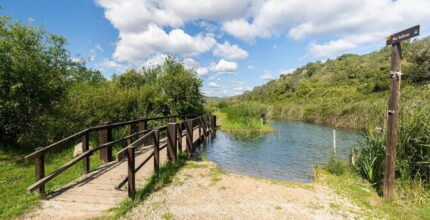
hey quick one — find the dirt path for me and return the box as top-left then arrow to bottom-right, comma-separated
125,160 -> 362,220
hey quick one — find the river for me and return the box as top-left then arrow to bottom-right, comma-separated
203,120 -> 363,183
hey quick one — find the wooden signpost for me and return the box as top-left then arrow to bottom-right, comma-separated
383,25 -> 420,198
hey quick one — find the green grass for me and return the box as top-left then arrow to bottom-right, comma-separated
109,153 -> 188,219
215,109 -> 273,136
317,164 -> 430,219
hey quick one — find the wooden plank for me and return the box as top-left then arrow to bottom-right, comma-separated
386,25 -> 420,45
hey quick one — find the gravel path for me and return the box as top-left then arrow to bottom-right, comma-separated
125,160 -> 361,220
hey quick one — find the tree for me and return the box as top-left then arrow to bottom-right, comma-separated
0,16 -> 71,148
157,57 -> 205,115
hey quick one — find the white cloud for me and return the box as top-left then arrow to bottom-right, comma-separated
213,41 -> 248,60
309,39 -> 356,58
96,0 -> 430,63
221,0 -> 430,57
208,82 -> 219,88
208,75 -> 221,81
230,80 -> 251,92
96,59 -> 129,72
114,24 -> 216,63
183,58 -> 209,76
280,68 -> 296,75
260,72 -> 275,80
143,54 -> 168,68
210,59 -> 238,74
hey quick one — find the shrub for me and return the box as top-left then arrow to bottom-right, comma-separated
327,154 -> 345,176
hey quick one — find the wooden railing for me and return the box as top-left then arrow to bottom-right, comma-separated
119,115 -> 216,198
24,114 -> 216,197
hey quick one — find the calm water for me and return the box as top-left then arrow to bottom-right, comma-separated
203,120 -> 363,183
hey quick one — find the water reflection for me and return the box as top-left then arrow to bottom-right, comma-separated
204,120 -> 363,183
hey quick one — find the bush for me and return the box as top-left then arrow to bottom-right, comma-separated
327,154 -> 345,176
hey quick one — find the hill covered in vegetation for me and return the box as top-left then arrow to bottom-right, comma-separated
234,38 -> 430,129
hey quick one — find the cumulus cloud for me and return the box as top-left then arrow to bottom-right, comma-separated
183,58 -> 209,76
213,41 -> 248,60
143,54 -> 168,68
221,0 -> 430,57
260,72 -> 275,80
210,59 -> 238,74
114,24 -> 216,63
208,82 -> 219,88
96,0 -> 430,63
96,59 -> 129,73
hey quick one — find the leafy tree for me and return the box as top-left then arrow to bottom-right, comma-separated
0,16 -> 71,148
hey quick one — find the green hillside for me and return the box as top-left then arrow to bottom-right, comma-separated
235,38 -> 430,129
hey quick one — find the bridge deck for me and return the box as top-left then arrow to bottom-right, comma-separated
25,128 -> 203,220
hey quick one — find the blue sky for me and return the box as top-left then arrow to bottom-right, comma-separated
2,0 -> 429,97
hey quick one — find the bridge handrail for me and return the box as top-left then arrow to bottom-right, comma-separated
24,115 -> 194,161
26,114 -> 216,197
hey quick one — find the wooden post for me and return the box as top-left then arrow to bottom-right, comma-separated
138,120 -> 147,138
185,119 -> 193,158
177,123 -> 183,152
99,123 -> 113,164
213,115 -> 217,129
127,147 -> 136,198
167,123 -> 177,161
333,129 -> 336,156
35,147 -> 45,197
153,130 -> 160,173
127,124 -> 133,145
82,132 -> 90,174
383,43 -> 402,198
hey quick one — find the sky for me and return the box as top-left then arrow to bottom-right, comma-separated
2,0 -> 430,97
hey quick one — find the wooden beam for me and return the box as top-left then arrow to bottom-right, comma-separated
383,43 -> 402,198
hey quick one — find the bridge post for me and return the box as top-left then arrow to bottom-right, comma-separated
153,130 -> 160,173
167,123 -> 177,161
35,147 -> 45,197
198,117 -> 202,143
99,122 -> 113,164
82,132 -> 90,174
127,123 -> 133,145
177,123 -> 183,153
203,116 -> 208,136
213,115 -> 217,130
138,120 -> 147,138
127,147 -> 136,198
185,119 -> 193,158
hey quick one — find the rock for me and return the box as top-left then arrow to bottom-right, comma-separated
73,143 -> 84,157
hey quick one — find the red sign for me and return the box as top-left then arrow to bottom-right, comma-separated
386,25 -> 420,45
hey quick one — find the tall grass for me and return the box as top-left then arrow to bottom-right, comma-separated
215,102 -> 273,135
356,104 -> 430,196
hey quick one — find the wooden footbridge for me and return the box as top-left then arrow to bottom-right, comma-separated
24,115 -> 216,219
